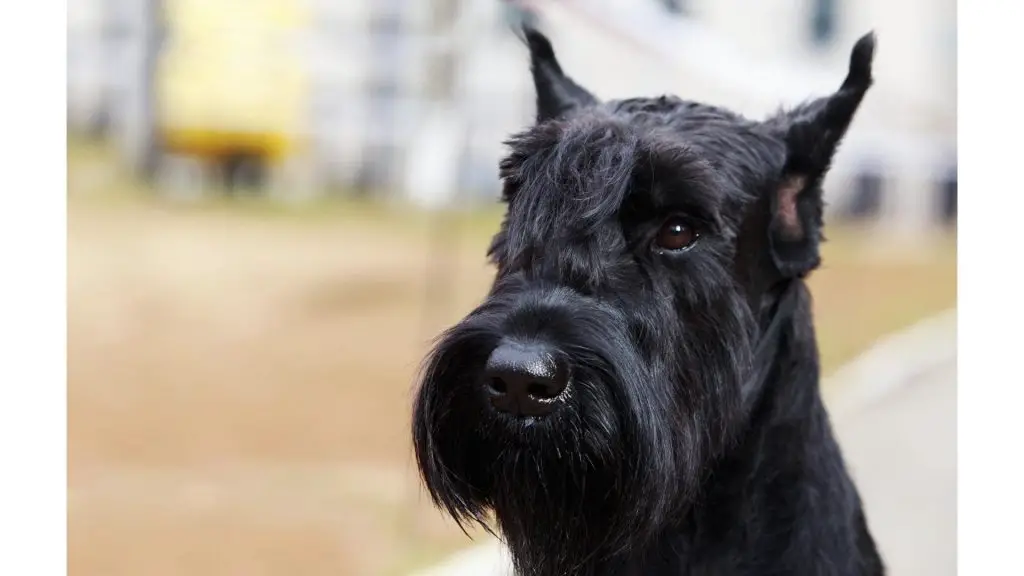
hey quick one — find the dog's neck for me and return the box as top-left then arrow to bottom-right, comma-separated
739,278 -> 804,418
625,279 -> 883,575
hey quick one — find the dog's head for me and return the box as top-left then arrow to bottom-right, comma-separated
413,27 -> 875,575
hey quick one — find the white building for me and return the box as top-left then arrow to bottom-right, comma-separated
66,0 -> 956,226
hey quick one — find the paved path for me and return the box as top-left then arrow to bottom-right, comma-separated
832,356 -> 957,576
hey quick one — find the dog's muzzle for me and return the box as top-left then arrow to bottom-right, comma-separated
483,339 -> 570,417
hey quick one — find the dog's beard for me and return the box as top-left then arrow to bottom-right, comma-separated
489,422 -> 622,576
412,292 -> 754,576
486,355 -> 699,576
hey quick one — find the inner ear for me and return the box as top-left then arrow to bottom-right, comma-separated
774,174 -> 808,242
768,172 -> 823,278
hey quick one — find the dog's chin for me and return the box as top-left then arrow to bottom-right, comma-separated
487,450 -> 627,576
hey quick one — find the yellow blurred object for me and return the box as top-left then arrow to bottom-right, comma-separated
155,0 -> 308,162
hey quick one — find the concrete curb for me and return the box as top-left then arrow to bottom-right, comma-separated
411,540 -> 513,576
408,308 -> 958,576
823,307 -> 957,421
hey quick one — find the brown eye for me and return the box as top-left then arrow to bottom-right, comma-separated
655,216 -> 698,251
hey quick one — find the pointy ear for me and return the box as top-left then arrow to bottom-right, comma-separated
519,25 -> 599,123
765,32 -> 876,278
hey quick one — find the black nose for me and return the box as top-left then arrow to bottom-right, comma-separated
484,340 -> 569,417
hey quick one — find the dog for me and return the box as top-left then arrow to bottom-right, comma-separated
412,26 -> 884,576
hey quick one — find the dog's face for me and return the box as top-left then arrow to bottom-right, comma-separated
413,28 -> 874,575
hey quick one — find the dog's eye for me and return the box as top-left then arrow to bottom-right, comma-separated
654,216 -> 698,251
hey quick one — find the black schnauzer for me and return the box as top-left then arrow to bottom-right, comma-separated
413,26 -> 884,576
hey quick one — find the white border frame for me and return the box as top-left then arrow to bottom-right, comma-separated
1,1 -> 68,575
958,1 -> 1023,572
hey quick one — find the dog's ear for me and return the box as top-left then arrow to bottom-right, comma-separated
765,32 -> 876,278
520,25 -> 599,123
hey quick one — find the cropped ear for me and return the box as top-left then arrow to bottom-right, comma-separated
519,25 -> 599,123
765,32 -> 876,278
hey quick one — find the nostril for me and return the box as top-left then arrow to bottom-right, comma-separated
488,377 -> 508,394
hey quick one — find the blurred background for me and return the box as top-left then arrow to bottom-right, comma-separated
67,1 -> 957,575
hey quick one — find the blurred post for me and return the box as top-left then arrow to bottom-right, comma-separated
107,0 -> 161,182
140,0 -> 163,181
420,0 -> 464,337
356,0 -> 408,196
404,0 -> 466,543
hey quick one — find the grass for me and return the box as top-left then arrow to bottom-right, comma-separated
68,143 -> 956,576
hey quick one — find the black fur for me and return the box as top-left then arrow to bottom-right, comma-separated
412,27 -> 884,576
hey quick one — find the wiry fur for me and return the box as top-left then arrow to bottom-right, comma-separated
412,26 -> 884,576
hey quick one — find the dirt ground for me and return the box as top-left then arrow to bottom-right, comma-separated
67,161 -> 956,576
68,195 -> 497,576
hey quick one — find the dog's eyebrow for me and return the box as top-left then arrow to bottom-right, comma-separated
628,142 -> 725,231
503,117 -> 640,232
